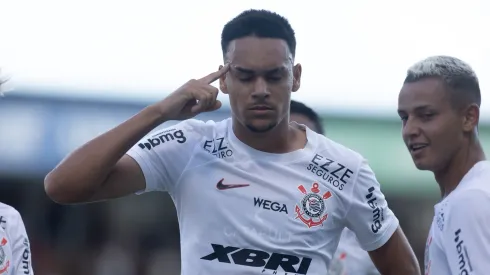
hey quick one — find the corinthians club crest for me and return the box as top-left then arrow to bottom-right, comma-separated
0,237 -> 10,274
295,182 -> 332,228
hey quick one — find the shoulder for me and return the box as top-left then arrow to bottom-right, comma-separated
449,161 -> 490,207
0,203 -> 22,230
0,203 -> 21,220
139,118 -> 229,150
446,187 -> 490,224
449,188 -> 490,209
313,134 -> 365,172
167,118 -> 228,139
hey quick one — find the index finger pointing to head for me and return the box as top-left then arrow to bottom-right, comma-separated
199,63 -> 230,84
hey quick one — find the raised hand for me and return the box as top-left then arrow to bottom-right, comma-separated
157,64 -> 230,121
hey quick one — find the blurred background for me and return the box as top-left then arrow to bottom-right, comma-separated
0,0 -> 489,274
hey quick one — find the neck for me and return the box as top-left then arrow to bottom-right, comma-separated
232,116 -> 302,153
434,138 -> 486,198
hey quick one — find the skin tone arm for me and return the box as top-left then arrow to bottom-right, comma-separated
368,227 -> 421,275
44,65 -> 230,204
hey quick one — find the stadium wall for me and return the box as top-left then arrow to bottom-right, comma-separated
1,93 -> 488,197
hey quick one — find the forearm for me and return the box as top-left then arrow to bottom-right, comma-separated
370,228 -> 421,275
45,104 -> 165,199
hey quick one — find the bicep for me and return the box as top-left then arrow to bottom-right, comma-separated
88,155 -> 146,202
368,227 -> 420,275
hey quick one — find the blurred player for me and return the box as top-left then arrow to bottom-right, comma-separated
0,204 -> 34,275
45,9 -> 420,274
398,55 -> 490,275
290,100 -> 380,275
0,77 -> 34,275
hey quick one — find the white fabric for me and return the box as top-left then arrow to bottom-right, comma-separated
127,118 -> 399,275
424,160 -> 490,275
328,228 -> 380,275
0,203 -> 34,275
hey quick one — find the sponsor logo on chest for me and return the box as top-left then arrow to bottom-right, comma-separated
203,137 -> 233,159
307,154 -> 354,191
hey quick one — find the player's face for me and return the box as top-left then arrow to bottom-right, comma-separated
220,37 -> 302,133
290,113 -> 319,133
398,77 -> 464,171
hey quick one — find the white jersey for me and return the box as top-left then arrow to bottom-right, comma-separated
127,118 -> 399,275
328,228 -> 379,275
424,161 -> 490,275
0,203 -> 33,275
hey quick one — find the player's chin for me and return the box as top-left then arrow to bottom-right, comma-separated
245,118 -> 277,133
412,156 -> 436,171
413,160 -> 431,171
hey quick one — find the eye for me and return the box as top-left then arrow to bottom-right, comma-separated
238,77 -> 253,82
267,76 -> 282,82
236,74 -> 254,82
421,113 -> 435,121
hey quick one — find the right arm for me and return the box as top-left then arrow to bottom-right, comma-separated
44,65 -> 229,204
44,105 -> 165,203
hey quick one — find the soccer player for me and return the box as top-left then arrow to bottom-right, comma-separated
0,78 -> 35,275
0,204 -> 34,275
398,55 -> 490,275
290,100 -> 379,275
45,9 -> 420,274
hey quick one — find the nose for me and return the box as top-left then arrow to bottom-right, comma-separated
402,117 -> 421,140
251,78 -> 270,98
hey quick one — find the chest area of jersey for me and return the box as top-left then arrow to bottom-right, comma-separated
424,205 -> 452,275
175,152 -> 355,232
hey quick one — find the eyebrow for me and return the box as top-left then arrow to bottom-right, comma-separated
397,105 -> 433,114
232,66 -> 286,75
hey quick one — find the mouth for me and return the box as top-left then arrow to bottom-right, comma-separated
249,105 -> 273,111
408,143 -> 429,153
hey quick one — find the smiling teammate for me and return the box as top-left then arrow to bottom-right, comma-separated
398,55 -> 490,275
45,9 -> 420,274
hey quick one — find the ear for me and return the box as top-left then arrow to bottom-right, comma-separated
292,63 -> 302,92
219,65 -> 229,94
462,103 -> 480,132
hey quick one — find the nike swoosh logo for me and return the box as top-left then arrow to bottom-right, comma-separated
216,178 -> 250,190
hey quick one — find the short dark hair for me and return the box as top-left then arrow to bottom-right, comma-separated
221,9 -> 296,59
290,100 -> 324,135
404,55 -> 481,108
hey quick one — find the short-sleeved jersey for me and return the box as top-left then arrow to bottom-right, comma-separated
0,203 -> 34,275
424,161 -> 490,275
126,118 -> 399,275
328,228 -> 380,275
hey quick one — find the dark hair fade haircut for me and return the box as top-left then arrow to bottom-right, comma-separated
221,9 -> 296,59
290,100 -> 325,135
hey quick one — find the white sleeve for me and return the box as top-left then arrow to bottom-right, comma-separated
443,190 -> 490,275
9,210 -> 34,275
344,159 -> 399,251
126,119 -> 203,194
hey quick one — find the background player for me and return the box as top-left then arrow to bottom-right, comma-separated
0,203 -> 34,275
398,55 -> 490,274
0,77 -> 34,275
45,9 -> 420,274
290,100 -> 380,275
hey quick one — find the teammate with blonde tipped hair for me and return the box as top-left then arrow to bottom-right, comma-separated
398,55 -> 490,275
